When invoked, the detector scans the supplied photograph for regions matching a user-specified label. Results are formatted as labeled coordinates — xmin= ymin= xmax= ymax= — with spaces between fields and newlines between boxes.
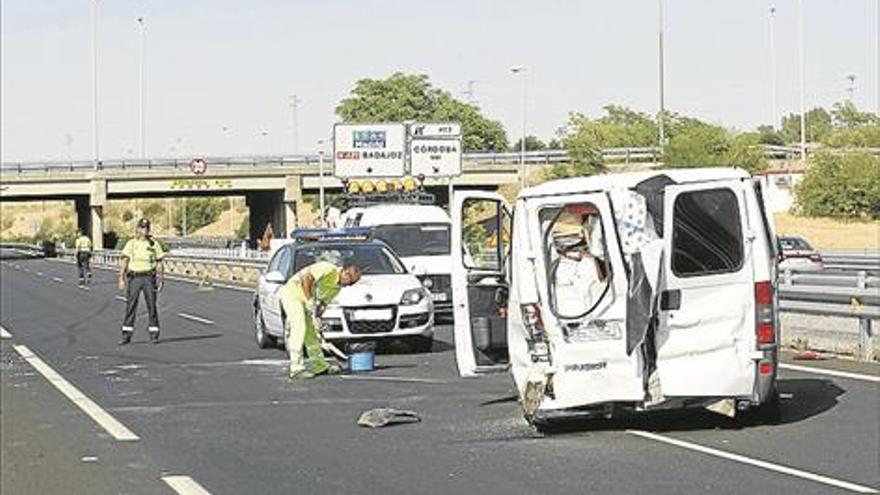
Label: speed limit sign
xmin=189 ymin=158 xmax=207 ymax=175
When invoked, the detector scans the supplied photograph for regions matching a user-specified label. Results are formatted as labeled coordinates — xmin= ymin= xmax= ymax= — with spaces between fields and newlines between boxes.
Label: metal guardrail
xmin=0 ymin=145 xmax=837 ymax=174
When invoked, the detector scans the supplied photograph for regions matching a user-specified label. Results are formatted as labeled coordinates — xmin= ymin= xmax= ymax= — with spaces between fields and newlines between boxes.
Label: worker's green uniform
xmin=120 ymin=237 xmax=166 ymax=339
xmin=280 ymin=261 xmax=342 ymax=377
xmin=74 ymin=234 xmax=93 ymax=285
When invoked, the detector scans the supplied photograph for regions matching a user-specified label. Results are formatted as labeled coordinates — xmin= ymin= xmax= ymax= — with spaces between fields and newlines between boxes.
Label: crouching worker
xmin=280 ymin=261 xmax=361 ymax=379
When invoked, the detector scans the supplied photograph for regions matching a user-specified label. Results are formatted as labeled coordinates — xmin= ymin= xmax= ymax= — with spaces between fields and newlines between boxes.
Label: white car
xmin=252 ymin=229 xmax=435 ymax=352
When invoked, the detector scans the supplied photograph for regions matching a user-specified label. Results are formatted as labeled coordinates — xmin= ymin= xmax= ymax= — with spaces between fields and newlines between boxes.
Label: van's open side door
xmin=451 ymin=191 xmax=511 ymax=377
xmin=656 ymin=181 xmax=757 ymax=397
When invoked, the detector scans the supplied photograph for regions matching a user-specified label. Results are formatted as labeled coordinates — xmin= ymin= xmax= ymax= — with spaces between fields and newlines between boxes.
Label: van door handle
xmin=660 ymin=289 xmax=681 ymax=310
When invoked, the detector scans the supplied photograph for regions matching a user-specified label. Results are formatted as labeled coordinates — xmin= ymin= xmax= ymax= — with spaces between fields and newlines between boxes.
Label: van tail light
xmin=755 ymin=281 xmax=775 ymax=345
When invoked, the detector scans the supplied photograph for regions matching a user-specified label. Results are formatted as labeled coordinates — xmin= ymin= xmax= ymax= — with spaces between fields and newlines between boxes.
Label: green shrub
xmin=794 ymin=152 xmax=880 ymax=219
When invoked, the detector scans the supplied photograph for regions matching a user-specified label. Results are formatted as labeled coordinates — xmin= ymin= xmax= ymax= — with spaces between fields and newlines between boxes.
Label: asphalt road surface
xmin=1 ymin=254 xmax=878 ymax=495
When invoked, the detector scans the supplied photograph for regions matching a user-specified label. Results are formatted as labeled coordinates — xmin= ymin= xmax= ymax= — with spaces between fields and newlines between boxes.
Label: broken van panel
xmin=451 ymin=168 xmax=780 ymax=426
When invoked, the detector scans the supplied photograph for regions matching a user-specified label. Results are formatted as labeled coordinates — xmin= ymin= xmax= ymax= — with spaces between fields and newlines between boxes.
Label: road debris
xmin=357 ymin=408 xmax=421 ymax=428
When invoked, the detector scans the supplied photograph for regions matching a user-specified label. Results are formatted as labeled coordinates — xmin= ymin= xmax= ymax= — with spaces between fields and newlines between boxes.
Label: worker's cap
xmin=137 ymin=218 xmax=151 ymax=229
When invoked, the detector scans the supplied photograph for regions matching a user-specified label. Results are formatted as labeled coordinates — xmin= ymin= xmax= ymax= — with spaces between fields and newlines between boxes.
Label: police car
xmin=252 ymin=228 xmax=435 ymax=352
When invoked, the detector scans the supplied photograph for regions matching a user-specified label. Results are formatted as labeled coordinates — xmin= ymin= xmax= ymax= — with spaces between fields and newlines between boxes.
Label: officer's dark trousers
xmin=122 ymin=272 xmax=159 ymax=334
xmin=76 ymin=252 xmax=91 ymax=282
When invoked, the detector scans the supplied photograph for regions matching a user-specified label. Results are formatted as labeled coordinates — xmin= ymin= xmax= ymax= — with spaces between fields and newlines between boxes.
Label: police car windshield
xmin=371 ymin=223 xmax=451 ymax=257
xmin=293 ymin=243 xmax=406 ymax=275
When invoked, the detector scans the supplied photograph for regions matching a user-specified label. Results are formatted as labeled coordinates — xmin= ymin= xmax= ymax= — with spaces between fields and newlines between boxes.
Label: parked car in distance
xmin=252 ymin=228 xmax=435 ymax=353
xmin=778 ymin=235 xmax=824 ymax=272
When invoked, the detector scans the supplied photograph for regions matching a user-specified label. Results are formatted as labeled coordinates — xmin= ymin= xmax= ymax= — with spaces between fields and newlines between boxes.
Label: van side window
xmin=672 ymin=188 xmax=743 ymax=277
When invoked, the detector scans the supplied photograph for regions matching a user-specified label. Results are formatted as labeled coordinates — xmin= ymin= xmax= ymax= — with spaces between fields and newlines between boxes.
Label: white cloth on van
xmin=610 ymin=190 xmax=658 ymax=255
xmin=553 ymin=256 xmax=605 ymax=317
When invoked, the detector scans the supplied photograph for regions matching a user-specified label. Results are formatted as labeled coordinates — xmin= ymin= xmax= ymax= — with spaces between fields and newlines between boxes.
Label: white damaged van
xmin=451 ymin=168 xmax=780 ymax=427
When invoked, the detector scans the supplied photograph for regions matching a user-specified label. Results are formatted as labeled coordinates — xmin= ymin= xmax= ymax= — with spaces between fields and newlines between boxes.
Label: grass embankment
xmin=774 ymin=213 xmax=879 ymax=251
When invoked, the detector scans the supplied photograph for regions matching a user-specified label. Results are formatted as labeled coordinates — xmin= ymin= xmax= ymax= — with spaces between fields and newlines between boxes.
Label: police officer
xmin=74 ymin=229 xmax=93 ymax=286
xmin=118 ymin=218 xmax=165 ymax=345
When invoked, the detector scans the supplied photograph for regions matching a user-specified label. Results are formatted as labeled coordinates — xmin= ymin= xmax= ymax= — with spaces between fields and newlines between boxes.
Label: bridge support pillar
xmin=284 ymin=176 xmax=304 ymax=231
xmin=90 ymin=180 xmax=106 ymax=250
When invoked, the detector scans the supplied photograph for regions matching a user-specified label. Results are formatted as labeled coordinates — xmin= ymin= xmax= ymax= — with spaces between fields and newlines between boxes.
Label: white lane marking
xmin=161 ymin=475 xmax=212 ymax=495
xmin=11 ymin=344 xmax=139 ymax=442
xmin=23 ymin=267 xmax=30 ymax=272
xmin=338 ymin=375 xmax=448 ymax=384
xmin=0 ymin=325 xmax=12 ymax=339
xmin=177 ymin=313 xmax=214 ymax=325
xmin=780 ymin=363 xmax=880 ymax=384
xmin=52 ymin=277 xmax=64 ymax=283
xmin=115 ymin=296 xmax=127 ymax=302
xmin=628 ymin=430 xmax=878 ymax=494
xmin=36 ymin=271 xmax=43 ymax=276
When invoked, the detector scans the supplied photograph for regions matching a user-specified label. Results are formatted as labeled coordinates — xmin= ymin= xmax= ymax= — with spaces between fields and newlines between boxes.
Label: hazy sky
xmin=2 ymin=0 xmax=878 ymax=162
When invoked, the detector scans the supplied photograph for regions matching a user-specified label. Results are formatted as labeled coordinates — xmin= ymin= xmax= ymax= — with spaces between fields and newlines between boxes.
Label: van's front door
xmin=656 ymin=181 xmax=756 ymax=397
xmin=451 ymin=191 xmax=511 ymax=377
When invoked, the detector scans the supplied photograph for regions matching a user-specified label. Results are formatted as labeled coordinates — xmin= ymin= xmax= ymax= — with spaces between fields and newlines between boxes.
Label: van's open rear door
xmin=656 ymin=181 xmax=757 ymax=397
xmin=451 ymin=191 xmax=511 ymax=377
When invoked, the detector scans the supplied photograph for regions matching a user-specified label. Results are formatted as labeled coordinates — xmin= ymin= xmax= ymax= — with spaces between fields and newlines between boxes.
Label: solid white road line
xmin=0 ymin=325 xmax=11 ymax=339
xmin=115 ymin=296 xmax=127 ymax=302
xmin=11 ymin=344 xmax=139 ymax=442
xmin=161 ymin=475 xmax=212 ymax=495
xmin=780 ymin=363 xmax=880 ymax=384
xmin=177 ymin=313 xmax=214 ymax=325
xmin=52 ymin=276 xmax=64 ymax=283
xmin=338 ymin=375 xmax=448 ymax=384
xmin=628 ymin=430 xmax=878 ymax=494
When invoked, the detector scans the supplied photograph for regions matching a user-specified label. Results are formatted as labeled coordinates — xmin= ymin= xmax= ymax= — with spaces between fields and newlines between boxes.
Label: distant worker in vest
xmin=74 ymin=229 xmax=93 ymax=287
xmin=279 ymin=261 xmax=361 ymax=379
xmin=118 ymin=218 xmax=165 ymax=345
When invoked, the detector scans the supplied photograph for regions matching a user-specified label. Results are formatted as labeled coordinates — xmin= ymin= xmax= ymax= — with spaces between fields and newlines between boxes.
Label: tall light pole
xmin=798 ymin=0 xmax=807 ymax=162
xmin=658 ymin=0 xmax=666 ymax=148
xmin=137 ymin=16 xmax=146 ymax=158
xmin=289 ymin=95 xmax=301 ymax=154
xmin=769 ymin=6 xmax=778 ymax=129
xmin=91 ymin=0 xmax=100 ymax=170
xmin=318 ymin=138 xmax=326 ymax=227
xmin=510 ymin=66 xmax=527 ymax=188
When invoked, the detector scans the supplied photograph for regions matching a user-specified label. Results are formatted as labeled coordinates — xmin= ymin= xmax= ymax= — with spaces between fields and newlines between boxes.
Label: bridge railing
xmin=5 ymin=145 xmax=849 ymax=174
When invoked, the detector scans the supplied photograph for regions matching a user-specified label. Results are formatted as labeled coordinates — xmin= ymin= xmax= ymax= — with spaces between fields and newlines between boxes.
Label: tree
xmin=335 ymin=73 xmax=508 ymax=152
xmin=755 ymin=125 xmax=785 ymax=146
xmin=794 ymin=152 xmax=880 ymax=219
xmin=663 ymin=121 xmax=767 ymax=173
xmin=831 ymin=100 xmax=879 ymax=128
xmin=173 ymin=198 xmax=225 ymax=234
xmin=509 ymin=135 xmax=546 ymax=152
xmin=780 ymin=107 xmax=833 ymax=144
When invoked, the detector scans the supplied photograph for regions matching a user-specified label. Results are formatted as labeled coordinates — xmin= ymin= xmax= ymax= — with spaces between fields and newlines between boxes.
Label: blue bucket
xmin=348 ymin=342 xmax=376 ymax=373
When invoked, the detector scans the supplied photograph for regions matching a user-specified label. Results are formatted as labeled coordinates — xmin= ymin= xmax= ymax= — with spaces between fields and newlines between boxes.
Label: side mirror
xmin=494 ymin=287 xmax=509 ymax=306
xmin=264 ymin=270 xmax=287 ymax=284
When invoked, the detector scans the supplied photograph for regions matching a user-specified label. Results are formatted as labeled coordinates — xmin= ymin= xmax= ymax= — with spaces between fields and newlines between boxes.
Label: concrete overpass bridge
xmin=0 ymin=156 xmax=524 ymax=248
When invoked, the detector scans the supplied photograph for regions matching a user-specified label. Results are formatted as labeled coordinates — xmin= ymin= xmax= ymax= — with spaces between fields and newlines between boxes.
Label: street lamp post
xmin=769 ymin=6 xmax=778 ymax=130
xmin=137 ymin=16 xmax=146 ymax=158
xmin=318 ymin=139 xmax=326 ymax=227
xmin=658 ymin=0 xmax=666 ymax=148
xmin=798 ymin=0 xmax=807 ymax=162
xmin=289 ymin=95 xmax=301 ymax=155
xmin=91 ymin=0 xmax=100 ymax=170
xmin=510 ymin=66 xmax=527 ymax=188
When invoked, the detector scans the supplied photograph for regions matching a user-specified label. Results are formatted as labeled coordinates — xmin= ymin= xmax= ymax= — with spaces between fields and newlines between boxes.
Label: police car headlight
xmin=400 ymin=288 xmax=426 ymax=305
xmin=421 ymin=277 xmax=433 ymax=289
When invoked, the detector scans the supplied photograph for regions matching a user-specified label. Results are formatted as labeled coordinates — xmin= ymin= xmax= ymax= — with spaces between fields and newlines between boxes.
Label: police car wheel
xmin=253 ymin=303 xmax=273 ymax=349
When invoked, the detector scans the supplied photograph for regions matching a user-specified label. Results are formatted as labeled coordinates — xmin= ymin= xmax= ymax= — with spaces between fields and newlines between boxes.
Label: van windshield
xmin=372 ymin=223 xmax=451 ymax=257
xmin=293 ymin=244 xmax=405 ymax=275
xmin=541 ymin=203 xmax=611 ymax=319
